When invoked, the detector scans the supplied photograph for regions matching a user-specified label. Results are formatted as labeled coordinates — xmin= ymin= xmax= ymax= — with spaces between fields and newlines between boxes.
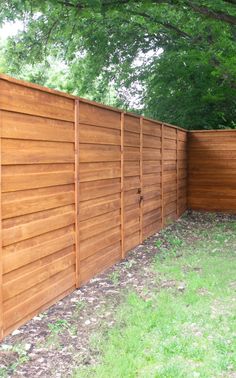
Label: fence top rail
xmin=0 ymin=73 xmax=188 ymax=132
xmin=189 ymin=129 xmax=236 ymax=133
xmin=0 ymin=72 xmax=76 ymax=100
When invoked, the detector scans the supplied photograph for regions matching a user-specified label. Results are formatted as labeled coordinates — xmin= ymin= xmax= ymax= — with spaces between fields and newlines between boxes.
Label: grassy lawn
xmin=75 ymin=214 xmax=236 ymax=378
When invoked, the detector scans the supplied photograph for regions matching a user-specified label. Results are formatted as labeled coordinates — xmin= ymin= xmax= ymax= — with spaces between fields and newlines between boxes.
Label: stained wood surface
xmin=0 ymin=78 xmax=76 ymax=338
xmin=78 ymin=102 xmax=122 ymax=283
xmin=0 ymin=74 xmax=189 ymax=340
xmin=142 ymin=120 xmax=162 ymax=238
xmin=0 ymin=111 xmax=3 ymax=340
xmin=75 ymin=100 xmax=80 ymax=288
xmin=188 ymin=131 xmax=236 ymax=212
xmin=121 ymin=113 xmax=125 ymax=259
xmin=123 ymin=115 xmax=141 ymax=253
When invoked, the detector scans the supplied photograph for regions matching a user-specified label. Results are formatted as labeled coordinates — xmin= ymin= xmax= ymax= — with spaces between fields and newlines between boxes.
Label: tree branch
xmin=57 ymin=0 xmax=236 ymax=27
xmin=222 ymin=0 xmax=236 ymax=5
xmin=130 ymin=10 xmax=192 ymax=39
xmin=188 ymin=1 xmax=236 ymax=26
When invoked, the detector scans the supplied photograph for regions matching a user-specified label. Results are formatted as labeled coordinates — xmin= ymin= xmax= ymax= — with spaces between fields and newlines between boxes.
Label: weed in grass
xmin=123 ymin=259 xmax=136 ymax=269
xmin=73 ymin=301 xmax=86 ymax=318
xmin=214 ymin=233 xmax=227 ymax=244
xmin=196 ymin=229 xmax=209 ymax=239
xmin=89 ymin=332 xmax=105 ymax=354
xmin=155 ymin=235 xmax=183 ymax=260
xmin=48 ymin=319 xmax=69 ymax=334
xmin=108 ymin=271 xmax=120 ymax=286
xmin=0 ymin=368 xmax=7 ymax=378
xmin=46 ymin=319 xmax=69 ymax=347
xmin=230 ymin=222 xmax=236 ymax=230
xmin=207 ymin=212 xmax=217 ymax=222
xmin=166 ymin=236 xmax=183 ymax=248
xmin=68 ymin=323 xmax=78 ymax=337
xmin=9 ymin=344 xmax=29 ymax=371
xmin=155 ymin=239 xmax=163 ymax=249
xmin=0 ymin=343 xmax=30 ymax=377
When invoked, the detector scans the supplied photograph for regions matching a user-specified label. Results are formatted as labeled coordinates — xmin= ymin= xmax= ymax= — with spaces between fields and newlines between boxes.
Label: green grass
xmin=74 ymin=219 xmax=236 ymax=378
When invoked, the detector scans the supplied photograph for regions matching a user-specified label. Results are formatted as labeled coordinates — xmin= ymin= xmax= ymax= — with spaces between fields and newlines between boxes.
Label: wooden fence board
xmin=79 ymin=123 xmax=121 ymax=145
xmin=79 ymin=102 xmax=121 ymax=129
xmin=80 ymin=242 xmax=120 ymax=285
xmin=2 ymin=164 xmax=74 ymax=192
xmin=2 ymin=205 xmax=75 ymax=246
xmin=79 ymin=193 xmax=121 ymax=221
xmin=2 ymin=185 xmax=74 ymax=219
xmin=1 ymin=111 xmax=74 ymax=142
xmin=80 ymin=209 xmax=120 ymax=241
xmin=80 ymin=178 xmax=121 ymax=201
xmin=0 ymin=79 xmax=74 ymax=122
xmin=3 ymin=226 xmax=75 ymax=274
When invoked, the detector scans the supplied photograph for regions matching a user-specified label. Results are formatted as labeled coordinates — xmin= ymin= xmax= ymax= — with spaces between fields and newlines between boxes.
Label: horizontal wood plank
xmin=1 ymin=111 xmax=74 ymax=142
xmin=2 ymin=139 xmax=74 ymax=165
xmin=79 ymin=123 xmax=120 ymax=145
xmin=79 ymin=102 xmax=120 ymax=129
xmin=0 ymin=80 xmax=74 ymax=122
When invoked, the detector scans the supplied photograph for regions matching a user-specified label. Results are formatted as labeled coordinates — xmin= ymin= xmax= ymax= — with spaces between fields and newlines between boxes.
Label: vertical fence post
xmin=161 ymin=123 xmax=164 ymax=228
xmin=176 ymin=129 xmax=179 ymax=218
xmin=139 ymin=117 xmax=143 ymax=243
xmin=75 ymin=100 xmax=80 ymax=288
xmin=0 ymin=111 xmax=3 ymax=340
xmin=121 ymin=112 xmax=125 ymax=259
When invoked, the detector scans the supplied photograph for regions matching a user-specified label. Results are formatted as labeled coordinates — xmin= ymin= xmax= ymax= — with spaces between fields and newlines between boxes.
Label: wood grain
xmin=140 ymin=117 xmax=143 ymax=243
xmin=188 ymin=131 xmax=236 ymax=212
xmin=0 ymin=74 xmax=190 ymax=340
xmin=161 ymin=124 xmax=164 ymax=227
xmin=75 ymin=99 xmax=80 ymax=288
xmin=121 ymin=113 xmax=125 ymax=259
xmin=0 ymin=80 xmax=74 ymax=122
xmin=123 ymin=114 xmax=141 ymax=254
xmin=0 ymin=111 xmax=3 ymax=339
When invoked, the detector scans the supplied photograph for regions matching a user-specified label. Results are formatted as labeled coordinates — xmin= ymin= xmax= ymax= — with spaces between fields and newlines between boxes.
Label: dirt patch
xmin=0 ymin=350 xmax=19 ymax=368
xmin=0 ymin=210 xmax=236 ymax=377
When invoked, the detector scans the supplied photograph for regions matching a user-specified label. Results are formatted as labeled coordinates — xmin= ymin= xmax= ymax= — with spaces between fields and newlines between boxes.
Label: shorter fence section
xmin=188 ymin=130 xmax=236 ymax=212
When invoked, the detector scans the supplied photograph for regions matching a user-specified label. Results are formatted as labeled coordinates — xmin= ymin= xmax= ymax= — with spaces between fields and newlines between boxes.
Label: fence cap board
xmin=143 ymin=116 xmax=187 ymax=132
xmin=189 ymin=129 xmax=236 ymax=133
xmin=0 ymin=73 xmax=76 ymax=100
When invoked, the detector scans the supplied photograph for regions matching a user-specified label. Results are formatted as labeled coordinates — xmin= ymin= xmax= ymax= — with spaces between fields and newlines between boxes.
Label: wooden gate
xmin=123 ymin=116 xmax=163 ymax=255
xmin=123 ymin=114 xmax=141 ymax=255
xmin=142 ymin=119 xmax=162 ymax=239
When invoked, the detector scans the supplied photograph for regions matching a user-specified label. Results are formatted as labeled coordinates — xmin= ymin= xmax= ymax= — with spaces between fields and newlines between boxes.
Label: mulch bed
xmin=1 ymin=210 xmax=235 ymax=377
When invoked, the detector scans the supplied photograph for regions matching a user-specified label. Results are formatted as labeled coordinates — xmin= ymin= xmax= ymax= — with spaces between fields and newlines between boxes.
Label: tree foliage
xmin=0 ymin=0 xmax=236 ymax=129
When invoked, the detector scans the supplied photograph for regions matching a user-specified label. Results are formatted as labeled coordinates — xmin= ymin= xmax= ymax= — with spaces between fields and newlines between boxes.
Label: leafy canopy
xmin=0 ymin=0 xmax=236 ymax=129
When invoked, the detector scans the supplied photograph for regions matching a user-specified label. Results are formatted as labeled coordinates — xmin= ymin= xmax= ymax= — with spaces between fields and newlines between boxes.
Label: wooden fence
xmin=1 ymin=74 xmax=235 ymax=340
xmin=188 ymin=130 xmax=236 ymax=212
xmin=78 ymin=106 xmax=187 ymax=285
